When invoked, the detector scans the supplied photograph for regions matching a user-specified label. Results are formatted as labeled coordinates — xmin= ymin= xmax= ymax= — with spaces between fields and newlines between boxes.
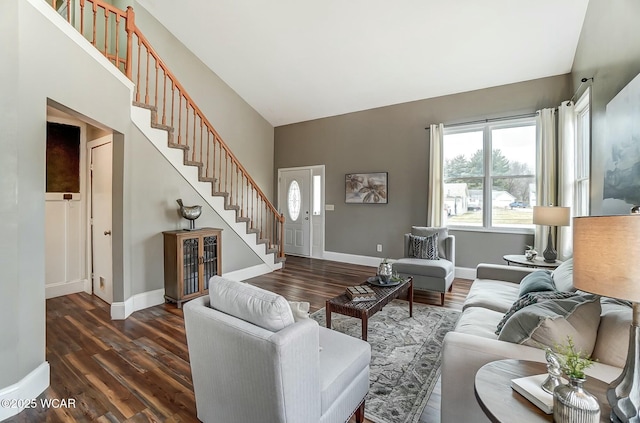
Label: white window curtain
xmin=427 ymin=123 xmax=444 ymax=227
xmin=557 ymin=101 xmax=576 ymax=260
xmin=534 ymin=109 xmax=558 ymax=254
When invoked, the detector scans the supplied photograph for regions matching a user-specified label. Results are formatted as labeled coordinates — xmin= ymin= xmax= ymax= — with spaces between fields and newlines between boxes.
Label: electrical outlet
xmin=376 ymin=244 xmax=383 ymax=252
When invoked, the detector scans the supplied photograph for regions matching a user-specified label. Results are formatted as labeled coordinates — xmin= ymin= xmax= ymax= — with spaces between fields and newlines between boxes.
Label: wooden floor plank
xmin=8 ymin=255 xmax=470 ymax=423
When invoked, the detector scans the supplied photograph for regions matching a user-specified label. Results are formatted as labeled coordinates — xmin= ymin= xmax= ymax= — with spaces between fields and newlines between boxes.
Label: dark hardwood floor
xmin=9 ymin=256 xmax=471 ymax=423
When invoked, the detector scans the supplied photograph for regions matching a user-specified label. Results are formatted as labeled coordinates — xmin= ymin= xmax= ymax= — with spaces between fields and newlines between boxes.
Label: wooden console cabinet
xmin=163 ymin=228 xmax=222 ymax=308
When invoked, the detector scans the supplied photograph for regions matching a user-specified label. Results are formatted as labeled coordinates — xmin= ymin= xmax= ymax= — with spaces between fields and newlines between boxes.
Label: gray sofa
xmin=440 ymin=261 xmax=631 ymax=422
xmin=184 ymin=276 xmax=371 ymax=423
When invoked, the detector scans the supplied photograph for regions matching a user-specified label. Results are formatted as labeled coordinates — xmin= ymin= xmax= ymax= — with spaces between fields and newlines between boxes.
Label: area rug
xmin=311 ymin=300 xmax=460 ymax=423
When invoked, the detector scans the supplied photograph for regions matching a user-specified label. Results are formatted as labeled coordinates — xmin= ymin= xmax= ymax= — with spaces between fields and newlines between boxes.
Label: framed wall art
xmin=345 ymin=172 xmax=388 ymax=204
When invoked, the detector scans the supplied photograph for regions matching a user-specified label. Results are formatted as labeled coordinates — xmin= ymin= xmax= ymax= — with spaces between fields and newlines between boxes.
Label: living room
xmin=2 ymin=0 xmax=640 ymax=422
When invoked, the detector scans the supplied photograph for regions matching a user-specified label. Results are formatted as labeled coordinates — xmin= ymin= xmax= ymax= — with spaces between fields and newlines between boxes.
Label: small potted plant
xmin=552 ymin=337 xmax=599 ymax=422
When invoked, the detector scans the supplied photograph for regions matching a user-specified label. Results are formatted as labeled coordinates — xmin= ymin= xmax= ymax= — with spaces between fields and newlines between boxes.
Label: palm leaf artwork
xmin=346 ymin=173 xmax=388 ymax=203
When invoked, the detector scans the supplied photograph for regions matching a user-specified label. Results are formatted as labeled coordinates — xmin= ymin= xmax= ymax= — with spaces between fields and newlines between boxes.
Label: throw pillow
xmin=288 ymin=301 xmax=310 ymax=322
xmin=498 ymin=294 xmax=601 ymax=356
xmin=209 ymin=276 xmax=295 ymax=332
xmin=495 ymin=291 xmax=577 ymax=335
xmin=408 ymin=233 xmax=439 ymax=260
xmin=411 ymin=226 xmax=448 ymax=259
xmin=552 ymin=258 xmax=575 ymax=292
xmin=518 ymin=270 xmax=556 ymax=298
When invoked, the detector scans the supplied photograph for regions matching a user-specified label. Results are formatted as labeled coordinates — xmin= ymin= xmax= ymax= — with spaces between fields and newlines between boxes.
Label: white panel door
xmin=91 ymin=140 xmax=113 ymax=304
xmin=279 ymin=169 xmax=311 ymax=256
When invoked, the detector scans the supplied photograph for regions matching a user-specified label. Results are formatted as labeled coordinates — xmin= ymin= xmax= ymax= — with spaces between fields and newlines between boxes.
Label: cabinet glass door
xmin=202 ymin=235 xmax=218 ymax=290
xmin=183 ymin=237 xmax=199 ymax=296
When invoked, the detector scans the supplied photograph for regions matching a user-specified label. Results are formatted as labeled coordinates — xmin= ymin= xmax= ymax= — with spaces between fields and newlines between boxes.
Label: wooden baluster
xmin=177 ymin=94 xmax=182 ymax=145
xmin=162 ymin=72 xmax=167 ymax=125
xmin=103 ymin=9 xmax=108 ymax=56
xmin=125 ymin=6 xmax=134 ymax=79
xmin=251 ymin=186 xmax=254 ymax=229
xmin=135 ymin=37 xmax=141 ymax=102
xmin=80 ymin=0 xmax=85 ymax=36
xmin=66 ymin=0 xmax=71 ymax=22
xmin=115 ymin=16 xmax=121 ymax=71
xmin=185 ymin=102 xmax=189 ymax=151
xmin=192 ymin=107 xmax=196 ymax=162
xmin=205 ymin=130 xmax=210 ymax=179
xmin=154 ymin=60 xmax=159 ymax=112
xmin=91 ymin=2 xmax=97 ymax=46
xmin=144 ymin=48 xmax=150 ymax=104
xmin=170 ymin=79 xmax=175 ymax=129
xmin=199 ymin=119 xmax=203 ymax=166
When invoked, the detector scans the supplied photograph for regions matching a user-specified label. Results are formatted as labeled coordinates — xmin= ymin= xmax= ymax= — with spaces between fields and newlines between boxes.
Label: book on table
xmin=511 ymin=373 xmax=558 ymax=414
xmin=346 ymin=285 xmax=376 ymax=302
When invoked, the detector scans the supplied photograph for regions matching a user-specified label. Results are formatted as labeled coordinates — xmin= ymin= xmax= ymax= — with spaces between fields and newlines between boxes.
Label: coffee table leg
xmin=408 ymin=279 xmax=413 ymax=317
xmin=326 ymin=300 xmax=332 ymax=330
xmin=361 ymin=311 xmax=368 ymax=341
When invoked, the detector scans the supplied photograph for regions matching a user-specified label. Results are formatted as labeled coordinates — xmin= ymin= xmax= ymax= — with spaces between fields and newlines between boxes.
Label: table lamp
xmin=533 ymin=206 xmax=570 ymax=262
xmin=573 ymin=214 xmax=640 ymax=422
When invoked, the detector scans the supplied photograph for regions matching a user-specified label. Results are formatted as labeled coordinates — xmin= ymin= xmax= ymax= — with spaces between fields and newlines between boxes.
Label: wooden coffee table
xmin=325 ymin=277 xmax=413 ymax=341
xmin=475 ymin=359 xmax=611 ymax=422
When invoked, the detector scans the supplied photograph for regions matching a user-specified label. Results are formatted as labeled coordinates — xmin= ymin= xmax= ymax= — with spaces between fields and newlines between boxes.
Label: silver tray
xmin=366 ymin=276 xmax=401 ymax=287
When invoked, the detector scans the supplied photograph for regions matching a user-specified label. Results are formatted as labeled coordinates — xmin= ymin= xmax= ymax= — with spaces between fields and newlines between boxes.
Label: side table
xmin=474 ymin=359 xmax=610 ymax=423
xmin=503 ymin=254 xmax=563 ymax=269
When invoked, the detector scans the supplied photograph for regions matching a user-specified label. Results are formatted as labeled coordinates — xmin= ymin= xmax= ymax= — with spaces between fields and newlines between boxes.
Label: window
xmin=312 ymin=175 xmax=322 ymax=215
xmin=574 ymin=88 xmax=590 ymax=216
xmin=443 ymin=118 xmax=537 ymax=229
xmin=287 ymin=180 xmax=301 ymax=221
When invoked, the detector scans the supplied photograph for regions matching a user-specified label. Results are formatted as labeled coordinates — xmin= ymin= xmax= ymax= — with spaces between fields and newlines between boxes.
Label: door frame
xmin=277 ymin=165 xmax=325 ymax=259
xmin=45 ymin=113 xmax=91 ymax=298
xmin=87 ymin=135 xmax=113 ymax=303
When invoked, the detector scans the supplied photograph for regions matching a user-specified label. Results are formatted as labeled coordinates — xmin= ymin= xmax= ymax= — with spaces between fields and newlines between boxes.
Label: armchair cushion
xmin=209 ymin=276 xmax=295 ymax=332
xmin=408 ymin=233 xmax=440 ymax=260
xmin=392 ymin=258 xmax=452 ymax=278
xmin=410 ymin=226 xmax=448 ymax=259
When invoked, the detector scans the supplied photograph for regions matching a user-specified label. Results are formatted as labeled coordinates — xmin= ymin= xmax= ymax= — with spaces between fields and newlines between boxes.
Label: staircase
xmin=48 ymin=0 xmax=285 ymax=267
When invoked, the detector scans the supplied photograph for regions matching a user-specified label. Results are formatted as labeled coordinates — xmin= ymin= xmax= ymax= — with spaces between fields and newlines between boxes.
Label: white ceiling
xmin=137 ymin=0 xmax=590 ymax=127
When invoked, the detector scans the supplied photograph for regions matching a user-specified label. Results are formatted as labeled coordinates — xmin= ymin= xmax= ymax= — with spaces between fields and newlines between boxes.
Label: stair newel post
xmin=124 ymin=6 xmax=135 ymax=80
xmin=279 ymin=213 xmax=285 ymax=258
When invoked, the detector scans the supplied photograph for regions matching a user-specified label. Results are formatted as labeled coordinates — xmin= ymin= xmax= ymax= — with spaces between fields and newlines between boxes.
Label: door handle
xmin=104 ymin=230 xmax=112 ymax=236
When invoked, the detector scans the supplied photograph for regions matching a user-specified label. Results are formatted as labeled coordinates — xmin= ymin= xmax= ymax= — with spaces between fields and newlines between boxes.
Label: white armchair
xmin=183 ymin=276 xmax=371 ymax=423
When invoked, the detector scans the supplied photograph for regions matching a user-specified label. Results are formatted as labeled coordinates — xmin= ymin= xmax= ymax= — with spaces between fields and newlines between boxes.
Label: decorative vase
xmin=377 ymin=262 xmax=392 ymax=284
xmin=553 ymin=377 xmax=600 ymax=423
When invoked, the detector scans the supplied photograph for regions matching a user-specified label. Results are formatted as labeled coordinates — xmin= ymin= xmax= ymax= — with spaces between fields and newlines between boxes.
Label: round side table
xmin=503 ymin=254 xmax=563 ymax=269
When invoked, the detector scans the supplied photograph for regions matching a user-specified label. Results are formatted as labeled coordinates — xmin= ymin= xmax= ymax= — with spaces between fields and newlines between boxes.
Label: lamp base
xmin=608 ymin=304 xmax=640 ymax=422
xmin=543 ymin=227 xmax=557 ymax=263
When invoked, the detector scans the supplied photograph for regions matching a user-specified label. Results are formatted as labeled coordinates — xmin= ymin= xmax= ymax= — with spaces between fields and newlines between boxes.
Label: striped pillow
xmin=409 ymin=233 xmax=440 ymax=260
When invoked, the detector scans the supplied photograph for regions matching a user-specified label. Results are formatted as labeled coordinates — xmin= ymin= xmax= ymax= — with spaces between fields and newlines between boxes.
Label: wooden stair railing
xmin=50 ymin=0 xmax=285 ymax=261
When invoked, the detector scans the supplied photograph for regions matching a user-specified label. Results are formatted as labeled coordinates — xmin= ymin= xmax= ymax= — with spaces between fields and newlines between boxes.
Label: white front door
xmin=90 ymin=139 xmax=113 ymax=304
xmin=279 ymin=169 xmax=311 ymax=256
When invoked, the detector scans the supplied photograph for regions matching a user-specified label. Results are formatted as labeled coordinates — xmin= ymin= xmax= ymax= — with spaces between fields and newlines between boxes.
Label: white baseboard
xmin=455 ymin=266 xmax=476 ymax=280
xmin=224 ymin=264 xmax=273 ymax=281
xmin=322 ymin=251 xmax=381 ymax=268
xmin=111 ymin=288 xmax=165 ymax=320
xmin=45 ymin=279 xmax=89 ymax=299
xmin=0 ymin=362 xmax=50 ymax=421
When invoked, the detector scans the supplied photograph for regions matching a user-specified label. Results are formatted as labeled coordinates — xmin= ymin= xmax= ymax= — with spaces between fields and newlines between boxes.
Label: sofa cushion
xmin=408 ymin=233 xmax=440 ymax=260
xmin=518 ymin=270 xmax=555 ymax=297
xmin=552 ymin=258 xmax=575 ymax=292
xmin=495 ymin=291 xmax=578 ymax=335
xmin=454 ymin=307 xmax=503 ymax=339
xmin=411 ymin=226 xmax=448 ymax=259
xmin=209 ymin=276 xmax=295 ymax=332
xmin=393 ymin=257 xmax=453 ymax=278
xmin=318 ymin=326 xmax=371 ymax=414
xmin=591 ymin=298 xmax=633 ymax=367
xmin=463 ymin=279 xmax=520 ymax=313
xmin=498 ymin=294 xmax=601 ymax=355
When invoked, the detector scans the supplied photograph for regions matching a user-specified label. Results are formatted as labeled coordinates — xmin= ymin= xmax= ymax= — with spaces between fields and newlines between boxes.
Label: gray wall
xmin=571 ymin=0 xmax=640 ymax=216
xmin=132 ymin=2 xmax=275 ymax=200
xmin=275 ymin=76 xmax=570 ymax=268
xmin=0 ymin=0 xmax=269 ymax=392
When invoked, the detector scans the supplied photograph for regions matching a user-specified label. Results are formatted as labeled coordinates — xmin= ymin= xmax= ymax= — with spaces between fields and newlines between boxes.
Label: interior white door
xmin=280 ymin=169 xmax=311 ymax=256
xmin=91 ymin=140 xmax=113 ymax=304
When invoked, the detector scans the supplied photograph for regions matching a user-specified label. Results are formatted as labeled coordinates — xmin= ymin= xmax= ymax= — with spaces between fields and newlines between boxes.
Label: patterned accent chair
xmin=392 ymin=226 xmax=455 ymax=305
xmin=183 ymin=276 xmax=371 ymax=423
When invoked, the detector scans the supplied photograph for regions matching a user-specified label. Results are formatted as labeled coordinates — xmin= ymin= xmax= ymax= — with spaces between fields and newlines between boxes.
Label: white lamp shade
xmin=573 ymin=215 xmax=640 ymax=302
xmin=533 ymin=206 xmax=571 ymax=226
